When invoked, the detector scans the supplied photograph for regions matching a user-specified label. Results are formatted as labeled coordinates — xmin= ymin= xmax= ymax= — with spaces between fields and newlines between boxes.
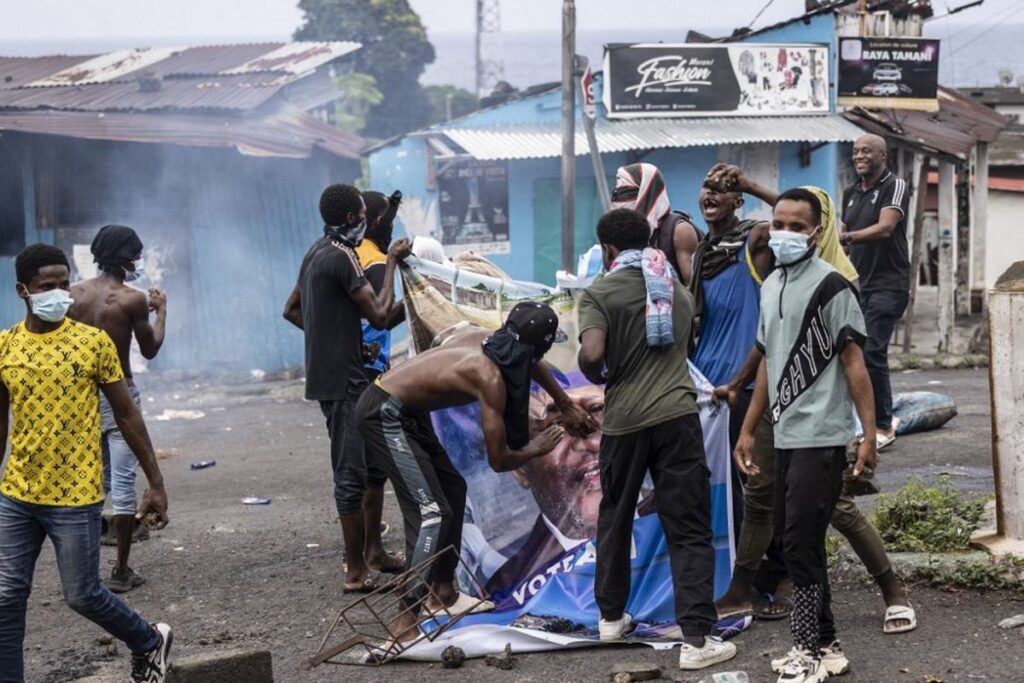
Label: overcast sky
xmin=0 ymin=0 xmax=1009 ymax=42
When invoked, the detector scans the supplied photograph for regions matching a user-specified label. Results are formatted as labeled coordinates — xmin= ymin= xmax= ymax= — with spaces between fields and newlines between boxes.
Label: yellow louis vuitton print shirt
xmin=0 ymin=319 xmax=123 ymax=506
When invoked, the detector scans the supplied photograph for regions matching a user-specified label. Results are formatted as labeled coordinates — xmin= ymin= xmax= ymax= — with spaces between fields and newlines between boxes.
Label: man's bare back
xmin=379 ymin=330 xmax=500 ymax=412
xmin=70 ymin=275 xmax=166 ymax=378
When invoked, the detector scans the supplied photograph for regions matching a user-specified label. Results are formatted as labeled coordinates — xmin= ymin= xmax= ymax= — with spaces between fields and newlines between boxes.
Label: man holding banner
xmin=356 ymin=302 xmax=597 ymax=643
xmin=577 ymin=208 xmax=737 ymax=671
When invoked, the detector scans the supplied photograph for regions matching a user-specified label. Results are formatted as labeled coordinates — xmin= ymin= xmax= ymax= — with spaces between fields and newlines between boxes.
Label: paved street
xmin=21 ymin=367 xmax=1020 ymax=682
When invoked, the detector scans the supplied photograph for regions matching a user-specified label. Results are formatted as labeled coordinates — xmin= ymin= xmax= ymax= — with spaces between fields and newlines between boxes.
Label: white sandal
xmin=426 ymin=592 xmax=495 ymax=617
xmin=883 ymin=604 xmax=917 ymax=634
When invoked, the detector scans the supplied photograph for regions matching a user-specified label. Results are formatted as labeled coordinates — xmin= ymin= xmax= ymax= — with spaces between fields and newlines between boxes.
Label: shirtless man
xmin=69 ymin=224 xmax=167 ymax=593
xmin=355 ymin=302 xmax=596 ymax=645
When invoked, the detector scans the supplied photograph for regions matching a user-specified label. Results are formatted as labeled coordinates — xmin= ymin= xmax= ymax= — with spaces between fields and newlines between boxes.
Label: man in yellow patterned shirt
xmin=0 ymin=244 xmax=172 ymax=683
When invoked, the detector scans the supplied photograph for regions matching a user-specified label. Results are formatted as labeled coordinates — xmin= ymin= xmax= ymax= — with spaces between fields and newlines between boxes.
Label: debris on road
xmin=154 ymin=409 xmax=206 ymax=421
xmin=485 ymin=643 xmax=515 ymax=670
xmin=96 ymin=635 xmax=113 ymax=646
xmin=190 ymin=460 xmax=217 ymax=470
xmin=242 ymin=497 xmax=272 ymax=505
xmin=998 ymin=614 xmax=1024 ymax=629
xmin=441 ymin=646 xmax=465 ymax=669
xmin=610 ymin=662 xmax=661 ymax=682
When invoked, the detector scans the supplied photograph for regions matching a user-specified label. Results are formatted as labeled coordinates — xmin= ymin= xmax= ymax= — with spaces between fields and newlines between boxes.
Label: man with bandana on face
xmin=355 ymin=303 xmax=597 ymax=646
xmin=283 ymin=184 xmax=411 ymax=594
xmin=611 ymin=163 xmax=702 ymax=286
xmin=69 ymin=224 xmax=167 ymax=594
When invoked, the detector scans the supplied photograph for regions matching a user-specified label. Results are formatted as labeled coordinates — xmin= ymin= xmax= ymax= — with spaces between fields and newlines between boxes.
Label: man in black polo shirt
xmin=283 ymin=184 xmax=410 ymax=593
xmin=840 ymin=134 xmax=911 ymax=450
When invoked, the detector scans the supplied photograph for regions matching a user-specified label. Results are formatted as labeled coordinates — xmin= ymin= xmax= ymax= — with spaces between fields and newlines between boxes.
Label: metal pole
xmin=561 ymin=0 xmax=577 ymax=272
xmin=576 ymin=56 xmax=610 ymax=212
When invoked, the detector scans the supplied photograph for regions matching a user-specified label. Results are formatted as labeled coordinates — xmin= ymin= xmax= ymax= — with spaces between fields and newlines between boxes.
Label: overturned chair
xmin=308 ymin=546 xmax=491 ymax=667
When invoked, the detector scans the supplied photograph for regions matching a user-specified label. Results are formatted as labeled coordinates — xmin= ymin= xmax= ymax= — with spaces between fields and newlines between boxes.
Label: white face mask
xmin=28 ymin=288 xmax=74 ymax=323
xmin=124 ymin=257 xmax=145 ymax=283
xmin=768 ymin=229 xmax=817 ymax=265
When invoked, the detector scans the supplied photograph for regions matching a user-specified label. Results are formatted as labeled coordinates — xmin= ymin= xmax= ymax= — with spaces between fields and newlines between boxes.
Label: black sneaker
xmin=131 ymin=623 xmax=172 ymax=683
xmin=107 ymin=566 xmax=146 ymax=594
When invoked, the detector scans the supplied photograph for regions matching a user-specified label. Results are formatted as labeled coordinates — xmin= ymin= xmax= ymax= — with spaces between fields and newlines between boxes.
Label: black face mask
xmin=481 ymin=327 xmax=537 ymax=451
xmin=324 ymin=218 xmax=367 ymax=247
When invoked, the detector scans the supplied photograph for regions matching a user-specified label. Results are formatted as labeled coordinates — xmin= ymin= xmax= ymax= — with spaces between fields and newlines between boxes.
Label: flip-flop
xmin=755 ymin=593 xmax=793 ymax=621
xmin=426 ymin=592 xmax=495 ymax=617
xmin=342 ymin=573 xmax=394 ymax=594
xmin=883 ymin=604 xmax=917 ymax=634
xmin=716 ymin=606 xmax=755 ymax=620
xmin=876 ymin=432 xmax=896 ymax=451
xmin=372 ymin=553 xmax=406 ymax=574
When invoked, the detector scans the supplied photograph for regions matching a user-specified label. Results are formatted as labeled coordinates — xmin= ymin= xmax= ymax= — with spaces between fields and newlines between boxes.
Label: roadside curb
xmin=889 ymin=353 xmax=989 ymax=371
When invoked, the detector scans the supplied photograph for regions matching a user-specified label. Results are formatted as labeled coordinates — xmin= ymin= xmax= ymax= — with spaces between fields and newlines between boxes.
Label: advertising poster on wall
xmin=437 ymin=159 xmax=510 ymax=256
xmin=602 ymin=43 xmax=830 ymax=119
xmin=837 ymin=37 xmax=940 ymax=111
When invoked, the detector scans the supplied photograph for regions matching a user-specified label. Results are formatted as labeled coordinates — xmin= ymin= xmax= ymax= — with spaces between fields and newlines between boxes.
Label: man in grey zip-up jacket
xmin=735 ymin=188 xmax=877 ymax=683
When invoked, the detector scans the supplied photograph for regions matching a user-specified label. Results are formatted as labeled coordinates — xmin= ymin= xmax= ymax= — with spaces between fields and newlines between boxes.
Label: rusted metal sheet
xmin=0 ymin=56 xmax=96 ymax=89
xmin=0 ymin=105 xmax=364 ymax=159
xmin=222 ymin=42 xmax=360 ymax=76
xmin=844 ymin=86 xmax=1010 ymax=161
xmin=0 ymin=73 xmax=289 ymax=113
xmin=26 ymin=48 xmax=182 ymax=87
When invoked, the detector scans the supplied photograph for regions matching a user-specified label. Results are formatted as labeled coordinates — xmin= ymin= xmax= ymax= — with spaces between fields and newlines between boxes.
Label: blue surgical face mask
xmin=28 ymin=288 xmax=74 ymax=323
xmin=769 ymin=230 xmax=814 ymax=265
xmin=124 ymin=257 xmax=145 ymax=283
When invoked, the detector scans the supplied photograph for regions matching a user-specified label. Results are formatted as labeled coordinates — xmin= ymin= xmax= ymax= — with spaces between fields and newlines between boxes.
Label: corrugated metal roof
xmin=26 ymin=48 xmax=182 ymax=87
xmin=0 ymin=42 xmax=358 ymax=114
xmin=0 ymin=73 xmax=289 ymax=112
xmin=843 ymin=86 xmax=1011 ymax=161
xmin=221 ymin=42 xmax=359 ymax=76
xmin=0 ymin=56 xmax=96 ymax=89
xmin=0 ymin=104 xmax=364 ymax=159
xmin=439 ymin=115 xmax=865 ymax=160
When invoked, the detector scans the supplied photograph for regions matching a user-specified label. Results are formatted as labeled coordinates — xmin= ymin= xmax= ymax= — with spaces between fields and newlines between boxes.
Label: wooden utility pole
xmin=561 ymin=0 xmax=576 ymax=272
xmin=903 ymin=155 xmax=929 ymax=353
xmin=956 ymin=166 xmax=972 ymax=315
xmin=972 ymin=141 xmax=990 ymax=297
xmin=937 ymin=161 xmax=957 ymax=352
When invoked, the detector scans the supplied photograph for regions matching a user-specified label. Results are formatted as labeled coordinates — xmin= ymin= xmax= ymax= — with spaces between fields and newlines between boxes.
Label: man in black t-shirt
xmin=840 ymin=134 xmax=911 ymax=450
xmin=283 ymin=183 xmax=410 ymax=593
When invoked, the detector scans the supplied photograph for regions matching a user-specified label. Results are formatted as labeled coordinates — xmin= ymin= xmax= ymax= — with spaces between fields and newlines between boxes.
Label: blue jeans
xmin=101 ymin=383 xmax=142 ymax=515
xmin=860 ymin=289 xmax=909 ymax=430
xmin=0 ymin=494 xmax=158 ymax=682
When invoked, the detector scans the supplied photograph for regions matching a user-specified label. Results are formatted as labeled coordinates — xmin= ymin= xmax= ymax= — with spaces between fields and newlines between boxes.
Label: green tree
xmin=295 ymin=0 xmax=436 ymax=138
xmin=423 ymin=85 xmax=479 ymax=126
xmin=332 ymin=71 xmax=383 ymax=132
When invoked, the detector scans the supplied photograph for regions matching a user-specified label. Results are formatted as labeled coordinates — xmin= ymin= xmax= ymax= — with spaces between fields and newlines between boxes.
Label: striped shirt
xmin=841 ymin=170 xmax=911 ymax=292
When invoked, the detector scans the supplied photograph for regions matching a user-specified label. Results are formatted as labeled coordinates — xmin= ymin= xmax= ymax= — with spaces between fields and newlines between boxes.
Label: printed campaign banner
xmin=602 ymin=43 xmax=829 ymax=119
xmin=397 ymin=257 xmax=738 ymax=659
xmin=837 ymin=37 xmax=940 ymax=112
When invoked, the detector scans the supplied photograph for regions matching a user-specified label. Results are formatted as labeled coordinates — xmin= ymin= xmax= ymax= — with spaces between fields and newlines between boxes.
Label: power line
xmin=745 ymin=0 xmax=777 ymax=29
xmin=953 ymin=2 xmax=1024 ymax=51
xmin=945 ymin=0 xmax=1022 ymax=41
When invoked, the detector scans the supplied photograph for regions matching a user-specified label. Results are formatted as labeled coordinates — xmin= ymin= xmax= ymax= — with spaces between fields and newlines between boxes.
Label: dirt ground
xmin=16 ymin=366 xmax=1023 ymax=682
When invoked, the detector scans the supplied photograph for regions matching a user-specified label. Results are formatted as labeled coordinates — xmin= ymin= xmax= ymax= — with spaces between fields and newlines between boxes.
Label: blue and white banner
xmin=398 ymin=257 xmax=738 ymax=659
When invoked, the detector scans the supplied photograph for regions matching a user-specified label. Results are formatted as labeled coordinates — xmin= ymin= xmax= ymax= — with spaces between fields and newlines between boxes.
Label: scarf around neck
xmin=609 ymin=247 xmax=676 ymax=348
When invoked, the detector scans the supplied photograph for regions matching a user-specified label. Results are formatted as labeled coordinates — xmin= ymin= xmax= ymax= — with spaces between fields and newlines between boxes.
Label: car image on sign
xmin=872 ymin=82 xmax=900 ymax=96
xmin=872 ymin=62 xmax=902 ymax=82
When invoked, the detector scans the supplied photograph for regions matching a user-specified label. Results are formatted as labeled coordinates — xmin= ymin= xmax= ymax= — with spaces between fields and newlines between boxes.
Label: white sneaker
xmin=678 ymin=636 xmax=738 ymax=670
xmin=131 ymin=623 xmax=172 ymax=683
xmin=773 ymin=640 xmax=849 ymax=676
xmin=598 ymin=612 xmax=634 ymax=641
xmin=775 ymin=647 xmax=828 ymax=683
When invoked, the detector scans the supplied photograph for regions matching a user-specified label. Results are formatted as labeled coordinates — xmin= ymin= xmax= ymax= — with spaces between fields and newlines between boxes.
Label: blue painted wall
xmin=0 ymin=135 xmax=357 ymax=373
xmin=369 ymin=10 xmax=853 ymax=286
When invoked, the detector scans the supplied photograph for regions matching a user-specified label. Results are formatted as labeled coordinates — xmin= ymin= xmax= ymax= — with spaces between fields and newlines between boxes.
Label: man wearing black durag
xmin=69 ymin=224 xmax=167 ymax=594
xmin=356 ymin=302 xmax=598 ymax=645
xmin=283 ymin=183 xmax=411 ymax=594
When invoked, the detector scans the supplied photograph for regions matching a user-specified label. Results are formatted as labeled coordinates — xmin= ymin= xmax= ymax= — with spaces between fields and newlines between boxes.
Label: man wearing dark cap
xmin=69 ymin=224 xmax=167 ymax=594
xmin=356 ymin=302 xmax=597 ymax=645
xmin=578 ymin=208 xmax=736 ymax=671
